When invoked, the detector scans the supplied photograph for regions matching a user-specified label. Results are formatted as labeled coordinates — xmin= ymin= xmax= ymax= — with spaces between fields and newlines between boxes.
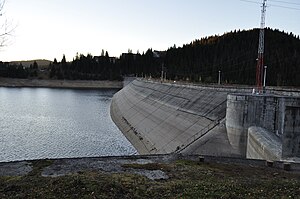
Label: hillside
xmin=3 ymin=29 xmax=300 ymax=86
xmin=118 ymin=28 xmax=300 ymax=86
xmin=10 ymin=59 xmax=52 ymax=68
xmin=163 ymin=28 xmax=300 ymax=86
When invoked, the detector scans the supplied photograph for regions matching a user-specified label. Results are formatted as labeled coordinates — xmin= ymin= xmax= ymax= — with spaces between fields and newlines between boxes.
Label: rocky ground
xmin=0 ymin=154 xmax=300 ymax=198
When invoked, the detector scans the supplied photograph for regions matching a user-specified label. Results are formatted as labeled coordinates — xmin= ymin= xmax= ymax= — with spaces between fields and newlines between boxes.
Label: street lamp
xmin=263 ymin=65 xmax=267 ymax=93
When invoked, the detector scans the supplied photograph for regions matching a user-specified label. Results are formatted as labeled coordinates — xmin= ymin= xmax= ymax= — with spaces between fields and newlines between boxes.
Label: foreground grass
xmin=0 ymin=159 xmax=300 ymax=198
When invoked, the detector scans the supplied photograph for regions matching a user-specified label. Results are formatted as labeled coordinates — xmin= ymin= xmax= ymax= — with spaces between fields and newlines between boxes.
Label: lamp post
xmin=218 ymin=71 xmax=221 ymax=85
xmin=263 ymin=65 xmax=267 ymax=93
xmin=161 ymin=64 xmax=164 ymax=82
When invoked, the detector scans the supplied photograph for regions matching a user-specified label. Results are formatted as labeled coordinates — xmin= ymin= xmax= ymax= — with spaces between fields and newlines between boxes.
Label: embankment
xmin=110 ymin=79 xmax=251 ymax=156
xmin=0 ymin=78 xmax=123 ymax=89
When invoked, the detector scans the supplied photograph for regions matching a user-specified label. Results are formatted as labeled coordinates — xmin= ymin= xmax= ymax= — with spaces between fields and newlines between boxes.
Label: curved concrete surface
xmin=111 ymin=79 xmax=249 ymax=156
xmin=247 ymin=126 xmax=282 ymax=161
xmin=226 ymin=94 xmax=248 ymax=157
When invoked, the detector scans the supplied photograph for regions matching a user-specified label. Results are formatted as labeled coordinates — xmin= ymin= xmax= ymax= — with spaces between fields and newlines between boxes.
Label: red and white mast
xmin=256 ymin=0 xmax=267 ymax=93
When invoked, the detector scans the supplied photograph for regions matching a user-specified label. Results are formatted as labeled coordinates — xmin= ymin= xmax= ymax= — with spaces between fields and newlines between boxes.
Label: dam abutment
xmin=226 ymin=93 xmax=300 ymax=160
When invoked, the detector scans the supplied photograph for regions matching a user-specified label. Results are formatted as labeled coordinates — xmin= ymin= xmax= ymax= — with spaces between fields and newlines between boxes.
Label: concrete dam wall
xmin=110 ymin=79 xmax=249 ymax=156
xmin=111 ymin=79 xmax=300 ymax=161
xmin=226 ymin=93 xmax=300 ymax=160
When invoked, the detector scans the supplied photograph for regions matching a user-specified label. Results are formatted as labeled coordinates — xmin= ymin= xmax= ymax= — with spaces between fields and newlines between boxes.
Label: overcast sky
xmin=1 ymin=0 xmax=300 ymax=61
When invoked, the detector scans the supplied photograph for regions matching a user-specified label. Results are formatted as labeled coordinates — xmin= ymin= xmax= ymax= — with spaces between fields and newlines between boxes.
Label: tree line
xmin=163 ymin=28 xmax=300 ymax=86
xmin=49 ymin=52 xmax=122 ymax=81
xmin=47 ymin=49 xmax=162 ymax=81
xmin=1 ymin=28 xmax=300 ymax=86
xmin=0 ymin=61 xmax=38 ymax=78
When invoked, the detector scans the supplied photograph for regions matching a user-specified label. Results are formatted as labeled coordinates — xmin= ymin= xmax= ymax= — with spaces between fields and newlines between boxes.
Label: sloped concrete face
xmin=112 ymin=79 xmax=300 ymax=160
xmin=111 ymin=80 xmax=245 ymax=155
xmin=247 ymin=126 xmax=282 ymax=161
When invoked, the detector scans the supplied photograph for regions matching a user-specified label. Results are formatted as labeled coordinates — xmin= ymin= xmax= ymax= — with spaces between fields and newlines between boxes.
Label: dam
xmin=111 ymin=79 xmax=300 ymax=161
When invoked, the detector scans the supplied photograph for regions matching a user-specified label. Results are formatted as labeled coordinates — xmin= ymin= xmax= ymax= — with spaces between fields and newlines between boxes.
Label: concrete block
xmin=247 ymin=126 xmax=282 ymax=161
xmin=283 ymin=162 xmax=291 ymax=171
xmin=265 ymin=160 xmax=273 ymax=167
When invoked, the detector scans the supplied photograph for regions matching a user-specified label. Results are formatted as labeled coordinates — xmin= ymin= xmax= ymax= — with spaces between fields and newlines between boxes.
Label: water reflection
xmin=0 ymin=87 xmax=137 ymax=162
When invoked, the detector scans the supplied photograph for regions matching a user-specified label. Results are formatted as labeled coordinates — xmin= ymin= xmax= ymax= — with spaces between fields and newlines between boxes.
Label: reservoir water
xmin=0 ymin=87 xmax=137 ymax=162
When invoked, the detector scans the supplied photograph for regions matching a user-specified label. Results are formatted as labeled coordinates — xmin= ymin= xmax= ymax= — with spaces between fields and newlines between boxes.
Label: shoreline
xmin=0 ymin=78 xmax=123 ymax=89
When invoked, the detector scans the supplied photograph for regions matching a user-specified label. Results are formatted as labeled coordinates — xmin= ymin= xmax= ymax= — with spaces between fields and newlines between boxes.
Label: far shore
xmin=0 ymin=78 xmax=123 ymax=89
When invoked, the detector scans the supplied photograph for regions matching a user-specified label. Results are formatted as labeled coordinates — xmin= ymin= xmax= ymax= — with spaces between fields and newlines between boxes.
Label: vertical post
xmin=218 ymin=71 xmax=221 ymax=85
xmin=161 ymin=64 xmax=164 ymax=82
xmin=263 ymin=65 xmax=267 ymax=93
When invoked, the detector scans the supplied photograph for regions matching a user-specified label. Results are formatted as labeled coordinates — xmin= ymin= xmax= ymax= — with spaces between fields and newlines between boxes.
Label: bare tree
xmin=0 ymin=0 xmax=15 ymax=48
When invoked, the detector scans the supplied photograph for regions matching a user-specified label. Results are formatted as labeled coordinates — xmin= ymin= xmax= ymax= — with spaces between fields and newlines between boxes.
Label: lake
xmin=0 ymin=87 xmax=137 ymax=162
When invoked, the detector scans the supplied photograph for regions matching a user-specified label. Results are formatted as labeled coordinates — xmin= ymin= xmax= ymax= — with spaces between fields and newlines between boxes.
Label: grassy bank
xmin=0 ymin=78 xmax=123 ymax=89
xmin=0 ymin=157 xmax=299 ymax=198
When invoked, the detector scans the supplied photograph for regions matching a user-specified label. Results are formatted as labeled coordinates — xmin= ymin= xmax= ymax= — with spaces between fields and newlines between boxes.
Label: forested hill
xmin=1 ymin=28 xmax=299 ymax=86
xmin=163 ymin=28 xmax=300 ymax=86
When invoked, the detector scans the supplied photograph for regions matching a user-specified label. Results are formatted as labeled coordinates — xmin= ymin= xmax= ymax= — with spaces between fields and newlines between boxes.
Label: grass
xmin=122 ymin=162 xmax=173 ymax=172
xmin=0 ymin=159 xmax=300 ymax=198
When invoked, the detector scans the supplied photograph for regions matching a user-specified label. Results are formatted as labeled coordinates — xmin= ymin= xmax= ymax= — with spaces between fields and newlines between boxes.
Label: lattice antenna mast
xmin=256 ymin=0 xmax=267 ymax=92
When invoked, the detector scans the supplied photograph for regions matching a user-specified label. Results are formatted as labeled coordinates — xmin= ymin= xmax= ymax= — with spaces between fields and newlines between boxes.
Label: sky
xmin=0 ymin=0 xmax=300 ymax=62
